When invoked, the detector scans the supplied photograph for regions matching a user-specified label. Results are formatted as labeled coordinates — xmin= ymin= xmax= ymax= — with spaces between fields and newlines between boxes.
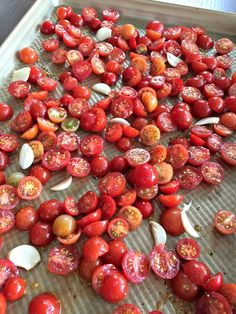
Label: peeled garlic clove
xmin=12 ymin=67 xmax=31 ymax=82
xmin=92 ymin=83 xmax=111 ymax=95
xmin=150 ymin=221 xmax=167 ymax=245
xmin=181 ymin=201 xmax=192 ymax=212
xmin=181 ymin=211 xmax=200 ymax=238
xmin=19 ymin=143 xmax=34 ymax=170
xmin=8 ymin=245 xmax=41 ymax=271
xmin=96 ymin=27 xmax=112 ymax=42
xmin=109 ymin=118 xmax=130 ymax=126
xmin=167 ymin=52 xmax=182 ymax=67
xmin=195 ymin=117 xmax=220 ymax=125
xmin=51 ymin=176 xmax=72 ymax=191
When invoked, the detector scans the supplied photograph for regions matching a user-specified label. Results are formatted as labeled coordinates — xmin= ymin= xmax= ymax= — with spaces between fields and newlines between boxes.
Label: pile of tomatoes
xmin=0 ymin=4 xmax=236 ymax=314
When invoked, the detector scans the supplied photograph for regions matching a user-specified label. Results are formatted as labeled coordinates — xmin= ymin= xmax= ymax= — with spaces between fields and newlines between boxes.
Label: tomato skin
xmin=29 ymin=222 xmax=54 ymax=247
xmin=82 ymin=236 xmax=109 ymax=262
xmin=133 ymin=164 xmax=159 ymax=188
xmin=133 ymin=199 xmax=154 ymax=219
xmin=77 ymin=191 xmax=98 ymax=214
xmin=183 ymin=261 xmax=211 ymax=285
xmin=38 ymin=199 xmax=63 ymax=223
xmin=15 ymin=206 xmax=38 ymax=231
xmin=219 ymin=283 xmax=236 ymax=310
xmin=0 ymin=103 xmax=13 ymax=121
xmin=82 ymin=220 xmax=108 ymax=237
xmin=100 ymin=271 xmax=128 ymax=303
xmin=122 ymin=251 xmax=149 ymax=283
xmin=103 ymin=240 xmax=128 ymax=267
xmin=214 ymin=210 xmax=236 ymax=235
xmin=113 ymin=304 xmax=142 ymax=314
xmin=171 ymin=108 xmax=192 ymax=130
xmin=202 ymin=272 xmax=224 ymax=292
xmin=40 ymin=19 xmax=55 ymax=34
xmin=99 ymin=172 xmax=126 ymax=198
xmin=29 ymin=293 xmax=61 ymax=314
xmin=79 ymin=258 xmax=102 ymax=281
xmin=171 ymin=270 xmax=200 ymax=301
xmin=118 ymin=206 xmax=142 ymax=231
xmin=196 ymin=292 xmax=232 ymax=314
xmin=19 ymin=47 xmax=38 ymax=64
xmin=176 ymin=238 xmax=201 ymax=261
xmin=29 ymin=165 xmax=51 ymax=184
xmin=160 ymin=207 xmax=185 ymax=236
xmin=159 ymin=194 xmax=183 ymax=208
xmin=107 ymin=218 xmax=129 ymax=240
xmin=159 ymin=180 xmax=180 ymax=195
xmin=3 ymin=277 xmax=26 ymax=302
xmin=90 ymin=156 xmax=109 ymax=178
xmin=77 ymin=209 xmax=102 ymax=229
xmin=62 ymin=196 xmax=78 ymax=216
xmin=0 ymin=294 xmax=6 ymax=314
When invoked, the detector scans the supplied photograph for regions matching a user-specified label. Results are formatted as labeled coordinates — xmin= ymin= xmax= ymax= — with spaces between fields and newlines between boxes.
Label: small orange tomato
xmin=19 ymin=47 xmax=39 ymax=64
xmin=117 ymin=206 xmax=142 ymax=231
xmin=154 ymin=162 xmax=173 ymax=184
xmin=150 ymin=144 xmax=167 ymax=164
xmin=141 ymin=92 xmax=158 ymax=112
xmin=37 ymin=117 xmax=58 ymax=132
xmin=138 ymin=87 xmax=156 ymax=99
xmin=28 ymin=140 xmax=44 ymax=163
xmin=150 ymin=58 xmax=166 ymax=76
xmin=140 ymin=124 xmax=160 ymax=146
xmin=57 ymin=228 xmax=81 ymax=245
xmin=131 ymin=57 xmax=148 ymax=73
xmin=28 ymin=90 xmax=48 ymax=100
xmin=120 ymin=24 xmax=136 ymax=40
xmin=47 ymin=107 xmax=67 ymax=124
xmin=21 ymin=124 xmax=39 ymax=140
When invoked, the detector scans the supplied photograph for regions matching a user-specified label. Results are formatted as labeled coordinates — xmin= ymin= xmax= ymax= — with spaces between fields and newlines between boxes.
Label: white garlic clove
xmin=51 ymin=176 xmax=72 ymax=191
xmin=12 ymin=67 xmax=31 ymax=82
xmin=92 ymin=83 xmax=111 ymax=95
xmin=96 ymin=27 xmax=112 ymax=42
xmin=181 ymin=211 xmax=200 ymax=238
xmin=19 ymin=143 xmax=34 ymax=170
xmin=195 ymin=117 xmax=220 ymax=125
xmin=109 ymin=118 xmax=130 ymax=126
xmin=150 ymin=221 xmax=167 ymax=245
xmin=8 ymin=245 xmax=41 ymax=271
xmin=167 ymin=52 xmax=182 ymax=67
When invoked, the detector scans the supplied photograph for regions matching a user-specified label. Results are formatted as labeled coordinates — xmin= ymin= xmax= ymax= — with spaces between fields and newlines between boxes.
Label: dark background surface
xmin=0 ymin=0 xmax=236 ymax=44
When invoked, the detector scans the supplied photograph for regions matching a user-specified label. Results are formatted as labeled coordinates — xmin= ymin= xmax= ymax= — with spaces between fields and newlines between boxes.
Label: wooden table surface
xmin=0 ymin=0 xmax=235 ymax=43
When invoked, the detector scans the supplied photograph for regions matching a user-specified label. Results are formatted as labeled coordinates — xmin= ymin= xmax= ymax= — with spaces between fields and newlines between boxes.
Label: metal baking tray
xmin=0 ymin=0 xmax=236 ymax=313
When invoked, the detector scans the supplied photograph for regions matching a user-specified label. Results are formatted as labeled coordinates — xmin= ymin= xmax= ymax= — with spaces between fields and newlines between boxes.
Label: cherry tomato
xmin=201 ymin=161 xmax=224 ymax=185
xmin=0 ymin=103 xmax=13 ymax=121
xmin=15 ymin=206 xmax=38 ymax=231
xmin=122 ymin=251 xmax=149 ymax=283
xmin=48 ymin=245 xmax=79 ymax=275
xmin=171 ymin=108 xmax=192 ymax=130
xmin=202 ymin=272 xmax=224 ymax=292
xmin=171 ymin=269 xmax=200 ymax=301
xmin=188 ymin=146 xmax=210 ymax=167
xmin=77 ymin=209 xmax=102 ymax=229
xmin=140 ymin=125 xmax=160 ymax=146
xmin=8 ymin=81 xmax=30 ymax=99
xmin=3 ymin=276 xmax=26 ymax=302
xmin=29 ymin=222 xmax=54 ymax=247
xmin=159 ymin=194 xmax=183 ymax=208
xmin=221 ymin=143 xmax=236 ymax=166
xmin=19 ymin=47 xmax=38 ymax=64
xmin=0 ymin=210 xmax=15 ymax=234
xmin=0 ymin=151 xmax=8 ymax=171
xmin=215 ymin=37 xmax=234 ymax=54
xmin=192 ymin=100 xmax=212 ymax=118
xmin=133 ymin=164 xmax=159 ymax=188
xmin=160 ymin=207 xmax=184 ymax=236
xmin=113 ymin=304 xmax=142 ymax=314
xmin=0 ymin=293 xmax=6 ymax=314
xmin=196 ymin=292 xmax=232 ymax=314
xmin=175 ymin=166 xmax=203 ymax=190
xmin=29 ymin=165 xmax=51 ymax=185
xmin=103 ymin=240 xmax=128 ymax=267
xmin=220 ymin=112 xmax=236 ymax=130
xmin=206 ymin=134 xmax=223 ymax=153
xmin=83 ymin=236 xmax=109 ymax=262
xmin=214 ymin=124 xmax=233 ymax=137
xmin=72 ymin=60 xmax=92 ymax=82
xmin=80 ymin=107 xmax=107 ymax=132
xmin=176 ymin=238 xmax=201 ymax=260
xmin=166 ymin=144 xmax=188 ymax=169
xmin=0 ymin=259 xmax=19 ymax=289
xmin=0 ymin=185 xmax=19 ymax=210
xmin=38 ymin=199 xmax=62 ymax=223
xmin=134 ymin=199 xmax=154 ymax=219
xmin=79 ymin=258 xmax=102 ymax=281
xmin=183 ymin=260 xmax=211 ymax=285
xmin=159 ymin=179 xmax=180 ymax=195
xmin=107 ymin=218 xmax=129 ymax=240
xmin=29 ymin=293 xmax=61 ymax=314
xmin=116 ymin=189 xmax=137 ymax=207
xmin=219 ymin=283 xmax=236 ymax=310
xmin=67 ymin=157 xmax=90 ymax=178
xmin=214 ymin=210 xmax=236 ymax=235
xmin=118 ymin=206 xmax=142 ymax=231
xmin=42 ymin=148 xmax=70 ymax=171
xmin=150 ymin=244 xmax=180 ymax=279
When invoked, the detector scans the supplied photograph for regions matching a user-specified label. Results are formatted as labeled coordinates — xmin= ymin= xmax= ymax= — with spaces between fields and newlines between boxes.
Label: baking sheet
xmin=0 ymin=1 xmax=236 ymax=313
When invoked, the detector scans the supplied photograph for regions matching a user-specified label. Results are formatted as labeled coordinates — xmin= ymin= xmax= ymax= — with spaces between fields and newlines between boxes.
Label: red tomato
xmin=159 ymin=194 xmax=184 ymax=208
xmin=183 ymin=261 xmax=211 ymax=285
xmin=29 ymin=165 xmax=51 ymax=185
xmin=188 ymin=146 xmax=210 ymax=166
xmin=67 ymin=157 xmax=90 ymax=178
xmin=79 ymin=258 xmax=102 ymax=281
xmin=215 ymin=38 xmax=234 ymax=54
xmin=98 ymin=195 xmax=116 ymax=220
xmin=83 ymin=220 xmax=108 ymax=237
xmin=191 ymin=125 xmax=213 ymax=139
xmin=98 ymin=172 xmax=126 ymax=197
xmin=90 ymin=156 xmax=109 ymax=178
xmin=201 ymin=161 xmax=224 ymax=185
xmin=0 ymin=103 xmax=13 ymax=121
xmin=19 ymin=47 xmax=38 ymax=64
xmin=171 ymin=108 xmax=192 ymax=130
xmin=125 ymin=148 xmax=150 ymax=167
xmin=48 ymin=245 xmax=79 ymax=275
xmin=0 ymin=293 xmax=6 ymax=314
xmin=0 ymin=259 xmax=19 ymax=289
xmin=192 ymin=100 xmax=212 ymax=119
xmin=100 ymin=270 xmax=128 ymax=303
xmin=166 ymin=144 xmax=188 ymax=169
xmin=117 ymin=206 xmax=142 ymax=231
xmin=52 ymin=48 xmax=67 ymax=64
xmin=105 ymin=124 xmax=123 ymax=143
xmin=175 ymin=166 xmax=203 ymax=190
xmin=80 ymin=135 xmax=104 ymax=157
xmin=202 ymin=272 xmax=224 ymax=292
xmin=196 ymin=292 xmax=232 ymax=314
xmin=80 ymin=107 xmax=107 ymax=132
xmin=150 ymin=244 xmax=180 ymax=279
xmin=219 ymin=283 xmax=236 ymax=310
xmin=82 ymin=236 xmax=109 ymax=262
xmin=206 ymin=134 xmax=223 ymax=153
xmin=214 ymin=124 xmax=233 ymax=137
xmin=42 ymin=148 xmax=71 ymax=171
xmin=113 ymin=304 xmax=142 ymax=314
xmin=3 ymin=276 xmax=26 ymax=302
xmin=122 ymin=251 xmax=149 ymax=283
xmin=57 ymin=132 xmax=79 ymax=152
xmin=171 ymin=270 xmax=200 ymax=301
xmin=77 ymin=191 xmax=98 ymax=214
xmin=0 ymin=210 xmax=15 ymax=234
xmin=29 ymin=293 xmax=61 ymax=314
xmin=156 ymin=112 xmax=177 ymax=132
xmin=38 ymin=199 xmax=62 ymax=223
xmin=132 ymin=164 xmax=158 ymax=188
xmin=72 ymin=60 xmax=92 ymax=82
xmin=29 ymin=222 xmax=54 ymax=247
xmin=40 ymin=19 xmax=55 ymax=35
xmin=214 ymin=210 xmax=236 ymax=235
xmin=15 ymin=206 xmax=38 ymax=231
xmin=159 ymin=180 xmax=180 ymax=195
xmin=0 ymin=185 xmax=19 ymax=210
xmin=160 ymin=207 xmax=185 ymax=236
xmin=134 ymin=199 xmax=154 ymax=219
xmin=0 ymin=151 xmax=8 ymax=171
xmin=110 ymin=97 xmax=134 ymax=119
xmin=42 ymin=38 xmax=59 ymax=52
xmin=176 ymin=238 xmax=201 ymax=260
xmin=77 ymin=209 xmax=102 ymax=228
xmin=8 ymin=80 xmax=30 ymax=99
xmin=103 ymin=240 xmax=128 ymax=267
xmin=107 ymin=218 xmax=129 ymax=240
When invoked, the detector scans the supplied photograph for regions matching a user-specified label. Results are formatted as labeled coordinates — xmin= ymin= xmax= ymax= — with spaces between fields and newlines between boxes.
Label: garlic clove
xmin=12 ymin=67 xmax=31 ymax=82
xmin=109 ymin=118 xmax=130 ymax=126
xmin=195 ymin=117 xmax=220 ymax=125
xmin=51 ymin=176 xmax=72 ymax=191
xmin=96 ymin=27 xmax=112 ymax=42
xmin=167 ymin=52 xmax=182 ymax=67
xmin=150 ymin=221 xmax=167 ymax=245
xmin=19 ymin=143 xmax=34 ymax=170
xmin=181 ymin=211 xmax=200 ymax=238
xmin=92 ymin=83 xmax=111 ymax=95
xmin=8 ymin=245 xmax=41 ymax=271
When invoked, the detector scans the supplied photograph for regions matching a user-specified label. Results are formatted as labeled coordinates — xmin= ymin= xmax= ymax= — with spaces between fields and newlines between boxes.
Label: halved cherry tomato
xmin=219 ymin=283 xmax=236 ymax=310
xmin=221 ymin=143 xmax=236 ymax=166
xmin=63 ymin=196 xmax=78 ymax=216
xmin=202 ymin=272 xmax=224 ymax=292
xmin=17 ymin=176 xmax=42 ymax=200
xmin=29 ymin=140 xmax=44 ymax=162
xmin=0 ymin=134 xmax=18 ymax=153
xmin=107 ymin=218 xmax=129 ymax=240
xmin=0 ymin=185 xmax=20 ymax=210
xmin=183 ymin=261 xmax=211 ymax=285
xmin=0 ymin=210 xmax=15 ymax=234
xmin=175 ymin=166 xmax=203 ymax=190
xmin=21 ymin=124 xmax=38 ymax=140
xmin=159 ymin=194 xmax=183 ymax=208
xmin=82 ymin=221 xmax=108 ymax=237
xmin=176 ymin=238 xmax=201 ymax=260
xmin=42 ymin=148 xmax=71 ymax=171
xmin=83 ymin=236 xmax=109 ymax=262
xmin=166 ymin=144 xmax=188 ymax=169
xmin=214 ymin=210 xmax=236 ymax=235
xmin=3 ymin=276 xmax=26 ymax=302
xmin=29 ymin=165 xmax=50 ymax=184
xmin=154 ymin=162 xmax=173 ymax=184
xmin=160 ymin=207 xmax=184 ymax=236
xmin=19 ymin=47 xmax=38 ymax=64
xmin=122 ymin=251 xmax=149 ymax=284
xmin=117 ymin=206 xmax=142 ymax=231
xmin=0 ymin=259 xmax=19 ymax=289
xmin=37 ymin=117 xmax=58 ymax=132
xmin=29 ymin=293 xmax=61 ymax=314
xmin=67 ymin=157 xmax=90 ymax=178
xmin=196 ymin=292 xmax=232 ymax=314
xmin=159 ymin=180 xmax=180 ymax=195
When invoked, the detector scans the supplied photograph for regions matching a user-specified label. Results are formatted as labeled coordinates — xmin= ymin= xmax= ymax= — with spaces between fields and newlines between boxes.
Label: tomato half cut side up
xmin=214 ymin=210 xmax=236 ymax=235
xmin=0 ymin=259 xmax=19 ymax=288
xmin=17 ymin=176 xmax=42 ymax=200
xmin=107 ymin=218 xmax=129 ymax=240
xmin=196 ymin=292 xmax=232 ymax=314
xmin=92 ymin=264 xmax=117 ymax=294
xmin=175 ymin=166 xmax=203 ymax=190
xmin=0 ymin=210 xmax=15 ymax=234
xmin=112 ymin=304 xmax=142 ymax=314
xmin=176 ymin=238 xmax=201 ymax=260
xmin=150 ymin=244 xmax=181 ymax=279
xmin=0 ymin=185 xmax=20 ymax=210
xmin=122 ymin=251 xmax=149 ymax=283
